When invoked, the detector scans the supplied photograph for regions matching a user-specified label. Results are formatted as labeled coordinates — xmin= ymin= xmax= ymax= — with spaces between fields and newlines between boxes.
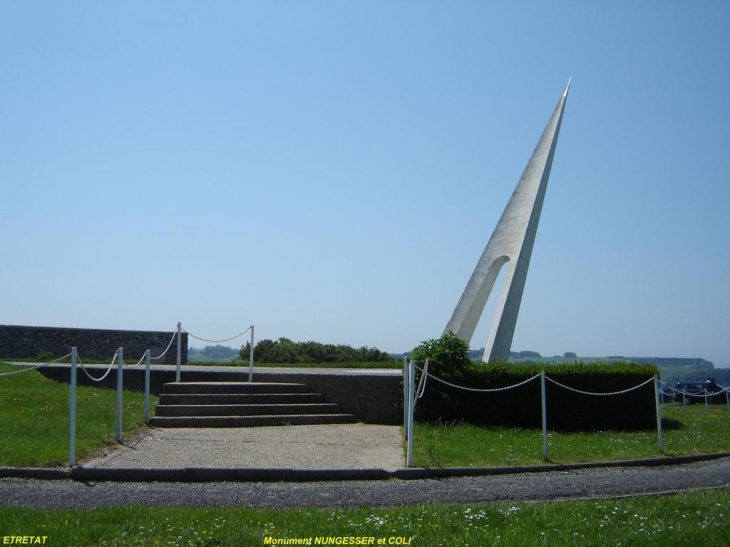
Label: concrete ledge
xmin=4 ymin=453 xmax=728 ymax=483
xmin=390 ymin=452 xmax=730 ymax=479
xmin=0 ymin=467 xmax=70 ymax=480
xmin=70 ymin=467 xmax=392 ymax=482
xmin=36 ymin=365 xmax=402 ymax=424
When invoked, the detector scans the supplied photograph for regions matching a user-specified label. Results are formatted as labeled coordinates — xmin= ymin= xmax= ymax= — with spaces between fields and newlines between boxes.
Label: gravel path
xmin=82 ymin=424 xmax=404 ymax=470
xmin=2 ymin=457 xmax=729 ymax=509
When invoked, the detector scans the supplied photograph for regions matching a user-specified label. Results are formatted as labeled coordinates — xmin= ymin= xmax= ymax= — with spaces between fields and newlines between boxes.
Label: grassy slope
xmin=1 ymin=362 xmax=729 ymax=545
xmin=1 ymin=490 xmax=728 ymax=546
xmin=414 ymin=405 xmax=730 ymax=468
xmin=2 ymin=360 xmax=728 ymax=469
xmin=0 ymin=361 xmax=155 ymax=466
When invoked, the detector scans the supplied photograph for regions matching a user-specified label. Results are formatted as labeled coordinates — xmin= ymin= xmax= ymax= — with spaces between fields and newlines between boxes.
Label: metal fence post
xmin=70 ymin=347 xmax=77 ymax=466
xmin=406 ymin=359 xmax=415 ymax=468
xmin=655 ymin=375 xmax=664 ymax=453
xmin=116 ymin=348 xmax=123 ymax=443
xmin=144 ymin=349 xmax=151 ymax=424
xmin=541 ymin=370 xmax=548 ymax=461
xmin=248 ymin=325 xmax=254 ymax=383
xmin=403 ymin=356 xmax=409 ymax=441
xmin=176 ymin=322 xmax=182 ymax=383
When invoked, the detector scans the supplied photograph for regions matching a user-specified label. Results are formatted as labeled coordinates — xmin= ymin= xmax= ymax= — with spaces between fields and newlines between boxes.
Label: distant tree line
xmin=239 ymin=338 xmax=396 ymax=364
xmin=189 ymin=345 xmax=239 ymax=361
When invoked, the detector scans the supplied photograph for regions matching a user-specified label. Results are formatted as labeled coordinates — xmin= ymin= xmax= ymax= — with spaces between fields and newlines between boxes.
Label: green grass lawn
xmin=2 ymin=361 xmax=729 ymax=545
xmin=413 ymin=405 xmax=730 ymax=468
xmin=1 ymin=489 xmax=728 ymax=546
xmin=0 ymin=361 xmax=155 ymax=466
xmin=2 ymin=358 xmax=728 ymax=469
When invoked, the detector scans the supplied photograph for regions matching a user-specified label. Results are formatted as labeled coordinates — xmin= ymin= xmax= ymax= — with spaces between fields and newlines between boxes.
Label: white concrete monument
xmin=445 ymin=81 xmax=570 ymax=362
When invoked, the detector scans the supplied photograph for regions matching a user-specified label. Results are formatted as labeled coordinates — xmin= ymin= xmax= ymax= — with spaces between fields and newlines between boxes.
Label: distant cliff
xmin=468 ymin=350 xmax=716 ymax=371
xmin=621 ymin=357 xmax=714 ymax=370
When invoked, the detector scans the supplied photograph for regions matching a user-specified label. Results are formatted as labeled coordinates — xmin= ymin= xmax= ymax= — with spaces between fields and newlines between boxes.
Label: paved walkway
xmin=83 ymin=424 xmax=405 ymax=470
xmin=3 ymin=457 xmax=730 ymax=509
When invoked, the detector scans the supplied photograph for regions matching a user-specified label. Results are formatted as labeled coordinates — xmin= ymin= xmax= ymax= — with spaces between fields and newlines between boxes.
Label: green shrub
xmin=410 ymin=331 xmax=471 ymax=380
xmin=413 ymin=359 xmax=659 ymax=431
xmin=37 ymin=350 xmax=54 ymax=361
xmin=239 ymin=338 xmax=396 ymax=364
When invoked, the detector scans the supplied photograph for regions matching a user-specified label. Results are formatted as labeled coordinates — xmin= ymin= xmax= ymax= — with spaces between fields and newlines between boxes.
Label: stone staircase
xmin=150 ymin=382 xmax=358 ymax=428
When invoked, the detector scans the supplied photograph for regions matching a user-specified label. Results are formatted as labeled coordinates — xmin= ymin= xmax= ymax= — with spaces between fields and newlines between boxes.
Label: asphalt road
xmin=2 ymin=457 xmax=729 ymax=510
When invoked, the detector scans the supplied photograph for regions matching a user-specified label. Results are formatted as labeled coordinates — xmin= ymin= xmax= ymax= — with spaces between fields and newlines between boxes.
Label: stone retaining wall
xmin=0 ymin=325 xmax=187 ymax=365
xmin=37 ymin=366 xmax=402 ymax=424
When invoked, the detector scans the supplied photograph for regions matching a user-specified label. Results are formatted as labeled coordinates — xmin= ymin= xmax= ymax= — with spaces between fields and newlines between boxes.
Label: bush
xmin=410 ymin=331 xmax=470 ymax=381
xmin=239 ymin=338 xmax=396 ymax=364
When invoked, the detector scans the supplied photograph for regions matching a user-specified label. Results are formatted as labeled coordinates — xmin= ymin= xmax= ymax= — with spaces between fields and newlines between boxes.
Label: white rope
xmin=545 ymin=375 xmax=655 ymax=396
xmin=123 ymin=353 xmax=146 ymax=368
xmin=149 ymin=331 xmax=177 ymax=360
xmin=77 ymin=352 xmax=117 ymax=383
xmin=657 ymin=381 xmax=728 ymax=399
xmin=659 ymin=384 xmax=679 ymax=396
xmin=416 ymin=366 xmax=542 ymax=393
xmin=416 ymin=359 xmax=429 ymax=399
xmin=182 ymin=326 xmax=251 ymax=344
xmin=670 ymin=386 xmax=730 ymax=399
xmin=0 ymin=353 xmax=73 ymax=377
xmin=413 ymin=366 xmax=654 ymax=397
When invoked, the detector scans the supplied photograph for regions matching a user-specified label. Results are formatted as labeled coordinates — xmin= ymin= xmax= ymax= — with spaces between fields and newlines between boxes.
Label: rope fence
xmin=403 ymin=360 xmax=721 ymax=467
xmin=67 ymin=346 xmax=148 ymax=466
xmin=3 ymin=319 xmax=255 ymax=467
xmin=659 ymin=382 xmax=730 ymax=399
xmin=77 ymin=351 xmax=117 ymax=382
xmin=3 ymin=342 xmax=161 ymax=466
xmin=150 ymin=330 xmax=177 ymax=361
xmin=546 ymin=375 xmax=656 ymax=397
xmin=182 ymin=326 xmax=253 ymax=344
xmin=176 ymin=323 xmax=255 ymax=382
xmin=0 ymin=353 xmax=72 ymax=377
xmin=417 ymin=365 xmax=542 ymax=393
xmin=123 ymin=353 xmax=147 ymax=368
xmin=658 ymin=380 xmax=730 ymax=409
xmin=415 ymin=360 xmax=429 ymax=400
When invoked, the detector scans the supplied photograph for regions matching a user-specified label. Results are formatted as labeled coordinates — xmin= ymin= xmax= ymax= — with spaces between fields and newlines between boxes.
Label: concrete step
xmin=161 ymin=382 xmax=309 ymax=395
xmin=158 ymin=393 xmax=325 ymax=406
xmin=154 ymin=381 xmax=358 ymax=428
xmin=149 ymin=414 xmax=359 ymax=428
xmin=155 ymin=403 xmax=343 ymax=417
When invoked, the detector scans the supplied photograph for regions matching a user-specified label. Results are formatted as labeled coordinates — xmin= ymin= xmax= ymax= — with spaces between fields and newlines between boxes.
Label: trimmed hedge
xmin=415 ymin=361 xmax=659 ymax=431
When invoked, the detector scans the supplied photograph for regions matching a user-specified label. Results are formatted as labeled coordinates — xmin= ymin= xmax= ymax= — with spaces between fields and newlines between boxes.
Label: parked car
xmin=658 ymin=383 xmax=676 ymax=403
xmin=704 ymin=378 xmax=728 ymax=404
xmin=672 ymin=382 xmax=705 ymax=404
xmin=673 ymin=379 xmax=727 ymax=404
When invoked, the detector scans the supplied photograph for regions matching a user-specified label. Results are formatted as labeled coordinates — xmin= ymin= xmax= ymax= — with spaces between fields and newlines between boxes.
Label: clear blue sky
xmin=2 ymin=1 xmax=728 ymax=366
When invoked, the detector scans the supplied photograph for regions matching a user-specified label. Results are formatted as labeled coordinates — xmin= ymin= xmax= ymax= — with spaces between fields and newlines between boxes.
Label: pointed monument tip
xmin=562 ymin=77 xmax=572 ymax=97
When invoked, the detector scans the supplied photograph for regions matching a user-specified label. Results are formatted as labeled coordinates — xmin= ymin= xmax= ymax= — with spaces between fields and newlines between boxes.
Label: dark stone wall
xmin=0 ymin=325 xmax=187 ymax=365
xmin=252 ymin=371 xmax=402 ymax=425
